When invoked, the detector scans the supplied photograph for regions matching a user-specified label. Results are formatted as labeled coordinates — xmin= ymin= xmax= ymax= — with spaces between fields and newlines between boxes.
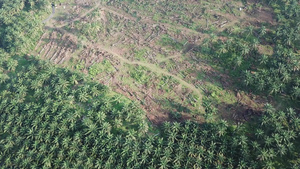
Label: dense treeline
xmin=201 ymin=0 xmax=300 ymax=101
xmin=0 ymin=0 xmax=51 ymax=54
xmin=0 ymin=0 xmax=300 ymax=168
xmin=0 ymin=56 xmax=148 ymax=168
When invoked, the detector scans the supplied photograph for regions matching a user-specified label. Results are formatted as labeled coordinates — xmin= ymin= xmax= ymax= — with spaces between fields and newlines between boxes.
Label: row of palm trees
xmin=0 ymin=0 xmax=47 ymax=54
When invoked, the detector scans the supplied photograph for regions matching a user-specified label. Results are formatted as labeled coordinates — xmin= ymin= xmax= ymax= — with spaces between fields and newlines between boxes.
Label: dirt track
xmin=43 ymin=6 xmax=55 ymax=23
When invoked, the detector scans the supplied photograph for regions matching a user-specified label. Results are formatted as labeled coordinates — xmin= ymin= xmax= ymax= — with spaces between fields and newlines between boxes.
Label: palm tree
xmin=263 ymin=160 xmax=275 ymax=169
xmin=62 ymin=137 xmax=71 ymax=149
xmin=259 ymin=26 xmax=266 ymax=36
xmin=62 ymin=161 xmax=71 ymax=169
xmin=27 ymin=64 xmax=37 ymax=74
xmin=140 ymin=153 xmax=148 ymax=165
xmin=91 ymin=86 xmax=101 ymax=97
xmin=6 ymin=59 xmax=18 ymax=71
xmin=86 ymin=122 xmax=98 ymax=136
xmin=30 ymin=79 xmax=42 ymax=90
xmin=69 ymin=74 xmax=78 ymax=85
xmin=277 ymin=144 xmax=287 ymax=156
xmin=204 ymin=112 xmax=214 ymax=122
xmin=264 ymin=104 xmax=275 ymax=114
xmin=78 ymin=91 xmax=89 ymax=102
xmin=174 ymin=151 xmax=184 ymax=164
xmin=235 ymin=56 xmax=243 ymax=68
xmin=210 ymin=33 xmax=218 ymax=43
xmin=258 ymin=149 xmax=269 ymax=161
xmin=4 ymin=157 xmax=13 ymax=167
xmin=102 ymin=122 xmax=112 ymax=134
xmin=159 ymin=157 xmax=169 ymax=169
xmin=58 ymin=79 xmax=70 ymax=90
xmin=264 ymin=136 xmax=273 ymax=147
xmin=251 ymin=141 xmax=260 ymax=151
xmin=254 ymin=129 xmax=264 ymax=141
xmin=0 ymin=74 xmax=9 ymax=84
xmin=244 ymin=70 xmax=253 ymax=86
xmin=43 ymin=156 xmax=52 ymax=168
xmin=257 ymin=79 xmax=265 ymax=91
xmin=292 ymin=86 xmax=300 ymax=99
xmin=168 ymin=128 xmax=178 ymax=142
xmin=241 ymin=44 xmax=250 ymax=56
xmin=246 ymin=26 xmax=254 ymax=38
xmin=143 ymin=141 xmax=154 ymax=156
xmin=217 ymin=43 xmax=227 ymax=57
xmin=251 ymin=38 xmax=259 ymax=49
xmin=259 ymin=55 xmax=268 ymax=65
xmin=206 ymin=150 xmax=214 ymax=164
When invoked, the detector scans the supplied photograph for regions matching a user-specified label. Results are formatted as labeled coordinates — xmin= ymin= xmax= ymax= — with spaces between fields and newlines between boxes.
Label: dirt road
xmin=43 ymin=6 xmax=55 ymax=23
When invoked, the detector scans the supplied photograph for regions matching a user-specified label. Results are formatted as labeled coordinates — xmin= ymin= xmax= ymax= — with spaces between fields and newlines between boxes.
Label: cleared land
xmin=34 ymin=0 xmax=276 ymax=124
